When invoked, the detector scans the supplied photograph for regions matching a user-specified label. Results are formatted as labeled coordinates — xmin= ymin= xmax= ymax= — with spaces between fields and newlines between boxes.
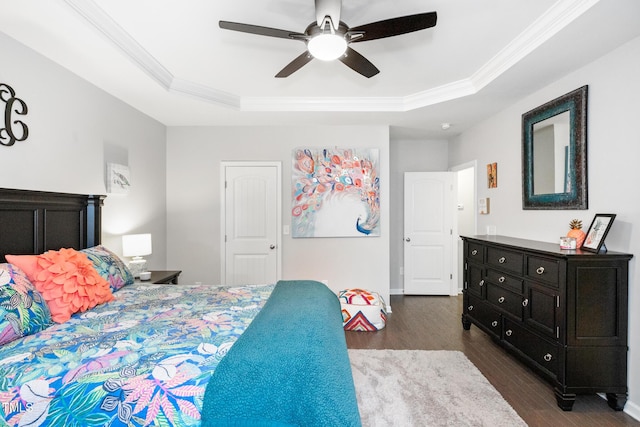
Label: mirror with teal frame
xmin=522 ymin=86 xmax=588 ymax=210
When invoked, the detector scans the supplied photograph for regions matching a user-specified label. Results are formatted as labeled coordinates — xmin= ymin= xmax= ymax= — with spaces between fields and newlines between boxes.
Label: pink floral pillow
xmin=0 ymin=263 xmax=52 ymax=345
xmin=81 ymin=245 xmax=134 ymax=292
xmin=6 ymin=248 xmax=114 ymax=323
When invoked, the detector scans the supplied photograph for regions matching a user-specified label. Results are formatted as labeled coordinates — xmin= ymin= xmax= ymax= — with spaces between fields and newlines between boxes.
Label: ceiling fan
xmin=219 ymin=0 xmax=437 ymax=78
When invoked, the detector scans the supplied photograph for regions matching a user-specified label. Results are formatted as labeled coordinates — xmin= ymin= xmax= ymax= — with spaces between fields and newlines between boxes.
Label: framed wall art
xmin=106 ymin=163 xmax=131 ymax=194
xmin=291 ymin=147 xmax=380 ymax=238
xmin=487 ymin=162 xmax=497 ymax=188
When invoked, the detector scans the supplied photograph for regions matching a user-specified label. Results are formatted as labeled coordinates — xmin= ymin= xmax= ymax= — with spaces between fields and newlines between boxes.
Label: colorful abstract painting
xmin=292 ymin=147 xmax=380 ymax=237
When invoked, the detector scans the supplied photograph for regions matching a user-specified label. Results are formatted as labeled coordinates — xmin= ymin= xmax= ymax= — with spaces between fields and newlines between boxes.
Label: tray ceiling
xmin=1 ymin=0 xmax=639 ymax=137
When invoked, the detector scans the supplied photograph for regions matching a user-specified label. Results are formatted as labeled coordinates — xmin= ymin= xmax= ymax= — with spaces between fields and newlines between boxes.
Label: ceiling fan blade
xmin=275 ymin=51 xmax=314 ymax=78
xmin=315 ymin=0 xmax=341 ymax=30
xmin=348 ymin=12 xmax=437 ymax=42
xmin=338 ymin=47 xmax=379 ymax=78
xmin=219 ymin=21 xmax=305 ymax=40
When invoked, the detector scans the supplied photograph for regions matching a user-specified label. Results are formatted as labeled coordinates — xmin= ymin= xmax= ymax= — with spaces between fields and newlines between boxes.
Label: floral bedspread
xmin=0 ymin=283 xmax=274 ymax=427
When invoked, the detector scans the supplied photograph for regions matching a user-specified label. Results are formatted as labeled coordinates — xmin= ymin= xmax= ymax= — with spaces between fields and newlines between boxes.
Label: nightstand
xmin=137 ymin=270 xmax=182 ymax=284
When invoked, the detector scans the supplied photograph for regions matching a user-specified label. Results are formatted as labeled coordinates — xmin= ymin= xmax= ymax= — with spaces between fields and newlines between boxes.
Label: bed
xmin=0 ymin=188 xmax=361 ymax=427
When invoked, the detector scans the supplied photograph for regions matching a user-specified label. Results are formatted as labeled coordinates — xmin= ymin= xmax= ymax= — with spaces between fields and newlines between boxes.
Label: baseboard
xmin=391 ymin=288 xmax=464 ymax=296
xmin=624 ymin=398 xmax=640 ymax=421
xmin=598 ymin=393 xmax=639 ymax=421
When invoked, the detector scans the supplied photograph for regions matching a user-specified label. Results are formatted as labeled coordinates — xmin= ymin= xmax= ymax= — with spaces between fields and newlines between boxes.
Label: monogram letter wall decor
xmin=0 ymin=83 xmax=29 ymax=147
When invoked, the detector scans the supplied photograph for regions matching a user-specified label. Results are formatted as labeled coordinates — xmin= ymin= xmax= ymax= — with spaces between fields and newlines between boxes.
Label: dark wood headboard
xmin=0 ymin=188 xmax=105 ymax=262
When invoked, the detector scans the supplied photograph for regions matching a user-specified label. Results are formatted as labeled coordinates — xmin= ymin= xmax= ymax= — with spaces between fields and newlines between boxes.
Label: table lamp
xmin=122 ymin=233 xmax=152 ymax=278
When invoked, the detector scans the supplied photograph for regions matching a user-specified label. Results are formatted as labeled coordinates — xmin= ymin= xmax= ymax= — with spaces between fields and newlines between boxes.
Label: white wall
xmin=389 ymin=138 xmax=449 ymax=294
xmin=166 ymin=126 xmax=390 ymax=303
xmin=0 ymin=33 xmax=168 ymax=269
xmin=449 ymin=35 xmax=640 ymax=418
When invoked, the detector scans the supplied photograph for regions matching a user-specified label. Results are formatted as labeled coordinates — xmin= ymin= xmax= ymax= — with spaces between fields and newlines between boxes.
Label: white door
xmin=222 ymin=162 xmax=281 ymax=285
xmin=404 ymin=172 xmax=456 ymax=295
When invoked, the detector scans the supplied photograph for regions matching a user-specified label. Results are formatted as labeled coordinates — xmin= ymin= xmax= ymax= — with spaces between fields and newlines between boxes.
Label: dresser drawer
xmin=466 ymin=295 xmax=501 ymax=338
xmin=526 ymin=255 xmax=560 ymax=287
xmin=486 ymin=246 xmax=524 ymax=275
xmin=504 ymin=319 xmax=559 ymax=377
xmin=466 ymin=242 xmax=485 ymax=262
xmin=486 ymin=284 xmax=523 ymax=320
xmin=486 ymin=269 xmax=523 ymax=293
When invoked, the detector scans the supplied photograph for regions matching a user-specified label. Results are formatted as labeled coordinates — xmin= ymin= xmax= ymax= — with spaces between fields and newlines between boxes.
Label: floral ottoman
xmin=339 ymin=288 xmax=387 ymax=331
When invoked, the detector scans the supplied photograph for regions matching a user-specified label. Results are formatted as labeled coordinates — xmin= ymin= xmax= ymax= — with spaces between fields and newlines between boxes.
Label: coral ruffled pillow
xmin=0 ymin=263 xmax=52 ymax=346
xmin=6 ymin=249 xmax=114 ymax=323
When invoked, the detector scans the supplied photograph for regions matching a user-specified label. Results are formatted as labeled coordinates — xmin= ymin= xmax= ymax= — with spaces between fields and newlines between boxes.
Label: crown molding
xmin=404 ymin=79 xmax=478 ymax=111
xmin=64 ymin=0 xmax=173 ymax=89
xmin=241 ymin=96 xmax=405 ymax=112
xmin=471 ymin=0 xmax=600 ymax=91
xmin=171 ymin=79 xmax=240 ymax=109
xmin=64 ymin=0 xmax=599 ymax=113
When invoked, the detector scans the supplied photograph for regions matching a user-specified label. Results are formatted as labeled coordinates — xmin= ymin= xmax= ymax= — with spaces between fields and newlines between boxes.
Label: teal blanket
xmin=201 ymin=280 xmax=361 ymax=427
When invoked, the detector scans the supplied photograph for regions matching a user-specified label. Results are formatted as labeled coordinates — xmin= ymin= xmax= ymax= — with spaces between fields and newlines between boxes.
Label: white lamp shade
xmin=122 ymin=234 xmax=152 ymax=257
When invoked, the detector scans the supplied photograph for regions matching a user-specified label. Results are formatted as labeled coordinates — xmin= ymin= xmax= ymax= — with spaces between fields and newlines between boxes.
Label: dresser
xmin=461 ymin=235 xmax=632 ymax=411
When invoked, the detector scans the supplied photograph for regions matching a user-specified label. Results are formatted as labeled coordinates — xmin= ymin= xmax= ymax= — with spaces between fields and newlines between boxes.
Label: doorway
xmin=450 ymin=161 xmax=477 ymax=292
xmin=220 ymin=161 xmax=282 ymax=285
xmin=403 ymin=172 xmax=457 ymax=295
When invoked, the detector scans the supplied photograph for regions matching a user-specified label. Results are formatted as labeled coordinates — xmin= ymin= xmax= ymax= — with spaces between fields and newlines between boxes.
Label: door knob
xmin=405 ymin=237 xmax=411 ymax=242
xmin=269 ymin=245 xmax=276 ymax=250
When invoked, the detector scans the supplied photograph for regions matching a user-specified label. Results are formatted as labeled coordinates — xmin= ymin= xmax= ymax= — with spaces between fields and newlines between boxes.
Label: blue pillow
xmin=81 ymin=245 xmax=134 ymax=292
xmin=0 ymin=263 xmax=52 ymax=346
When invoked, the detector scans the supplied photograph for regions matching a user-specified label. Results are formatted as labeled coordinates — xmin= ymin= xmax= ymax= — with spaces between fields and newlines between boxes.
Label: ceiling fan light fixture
xmin=307 ymin=33 xmax=347 ymax=61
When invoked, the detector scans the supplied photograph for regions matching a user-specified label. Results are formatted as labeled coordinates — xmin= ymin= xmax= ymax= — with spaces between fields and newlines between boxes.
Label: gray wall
xmin=449 ymin=35 xmax=640 ymax=418
xmin=389 ymin=138 xmax=449 ymax=294
xmin=166 ymin=126 xmax=391 ymax=303
xmin=0 ymin=33 xmax=168 ymax=269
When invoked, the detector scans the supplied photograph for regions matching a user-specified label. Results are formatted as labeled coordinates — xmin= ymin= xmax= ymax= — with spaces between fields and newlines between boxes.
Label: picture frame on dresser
xmin=582 ymin=213 xmax=616 ymax=253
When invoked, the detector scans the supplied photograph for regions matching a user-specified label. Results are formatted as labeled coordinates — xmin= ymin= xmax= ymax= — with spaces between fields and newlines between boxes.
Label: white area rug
xmin=349 ymin=349 xmax=527 ymax=427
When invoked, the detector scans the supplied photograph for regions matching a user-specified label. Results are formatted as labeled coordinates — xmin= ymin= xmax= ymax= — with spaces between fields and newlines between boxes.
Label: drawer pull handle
xmin=522 ymin=299 xmax=529 ymax=307
xmin=491 ymin=321 xmax=498 ymax=328
xmin=498 ymin=296 xmax=505 ymax=304
xmin=498 ymin=276 xmax=505 ymax=283
xmin=536 ymin=266 xmax=545 ymax=275
xmin=468 ymin=305 xmax=474 ymax=311
xmin=471 ymin=249 xmax=478 ymax=255
xmin=498 ymin=257 xmax=506 ymax=264
xmin=544 ymin=353 xmax=553 ymax=362
xmin=505 ymin=329 xmax=512 ymax=337
xmin=479 ymin=280 xmax=485 ymax=287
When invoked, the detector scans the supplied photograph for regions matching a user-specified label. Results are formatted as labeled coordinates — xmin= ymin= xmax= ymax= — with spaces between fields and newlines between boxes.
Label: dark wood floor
xmin=345 ymin=295 xmax=640 ymax=427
